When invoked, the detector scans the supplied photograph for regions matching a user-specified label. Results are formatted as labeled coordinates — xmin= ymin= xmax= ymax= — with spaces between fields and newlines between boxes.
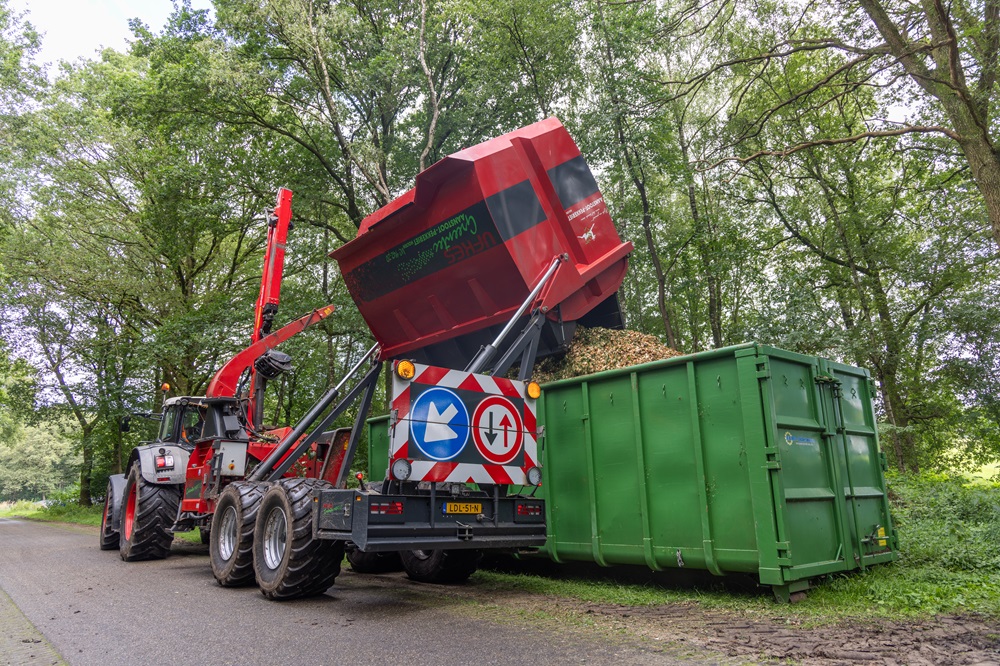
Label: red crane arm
xmin=253 ymin=188 xmax=293 ymax=343
xmin=206 ymin=305 xmax=336 ymax=398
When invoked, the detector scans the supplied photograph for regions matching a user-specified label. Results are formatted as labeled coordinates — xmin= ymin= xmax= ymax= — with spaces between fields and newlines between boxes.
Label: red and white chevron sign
xmin=390 ymin=363 xmax=538 ymax=484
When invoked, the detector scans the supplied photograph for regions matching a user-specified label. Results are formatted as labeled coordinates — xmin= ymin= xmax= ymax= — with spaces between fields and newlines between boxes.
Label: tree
xmin=0 ymin=342 xmax=37 ymax=441
xmin=0 ymin=421 xmax=81 ymax=501
xmin=662 ymin=0 xmax=1000 ymax=244
xmin=0 ymin=0 xmax=43 ymax=232
xmin=858 ymin=0 xmax=1000 ymax=244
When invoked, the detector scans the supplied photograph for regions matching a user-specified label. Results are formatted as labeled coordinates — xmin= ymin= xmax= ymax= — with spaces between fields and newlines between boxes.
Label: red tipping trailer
xmin=105 ymin=120 xmax=636 ymax=599
xmin=332 ymin=117 xmax=633 ymax=364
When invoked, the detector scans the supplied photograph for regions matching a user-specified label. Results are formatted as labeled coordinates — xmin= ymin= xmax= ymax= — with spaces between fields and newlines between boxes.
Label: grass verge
xmin=0 ymin=500 xmax=207 ymax=543
xmin=0 ymin=499 xmax=102 ymax=526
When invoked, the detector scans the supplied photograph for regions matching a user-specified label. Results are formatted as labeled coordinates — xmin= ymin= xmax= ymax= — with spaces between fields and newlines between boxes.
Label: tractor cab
xmin=156 ymin=397 xmax=248 ymax=449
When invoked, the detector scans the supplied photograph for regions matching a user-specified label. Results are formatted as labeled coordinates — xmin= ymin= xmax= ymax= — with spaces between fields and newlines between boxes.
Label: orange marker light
xmin=395 ymin=360 xmax=416 ymax=380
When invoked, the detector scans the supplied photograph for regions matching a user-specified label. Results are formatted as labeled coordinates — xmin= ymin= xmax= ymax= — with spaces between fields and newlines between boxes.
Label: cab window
xmin=181 ymin=408 xmax=205 ymax=444
xmin=158 ymin=406 xmax=180 ymax=442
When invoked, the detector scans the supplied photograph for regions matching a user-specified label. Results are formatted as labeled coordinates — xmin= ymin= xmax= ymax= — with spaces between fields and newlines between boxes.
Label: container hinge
xmin=815 ymin=374 xmax=843 ymax=397
xmin=776 ymin=541 xmax=792 ymax=565
xmin=764 ymin=448 xmax=781 ymax=469
xmin=756 ymin=362 xmax=770 ymax=380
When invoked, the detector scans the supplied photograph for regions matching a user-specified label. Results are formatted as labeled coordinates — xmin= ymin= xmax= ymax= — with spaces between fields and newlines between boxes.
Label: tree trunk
xmin=594 ymin=0 xmax=677 ymax=348
xmin=677 ymin=119 xmax=722 ymax=348
xmin=79 ymin=426 xmax=95 ymax=506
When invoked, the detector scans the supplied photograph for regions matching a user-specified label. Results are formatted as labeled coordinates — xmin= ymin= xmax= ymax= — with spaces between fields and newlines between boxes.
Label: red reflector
xmin=157 ymin=477 xmax=171 ymax=482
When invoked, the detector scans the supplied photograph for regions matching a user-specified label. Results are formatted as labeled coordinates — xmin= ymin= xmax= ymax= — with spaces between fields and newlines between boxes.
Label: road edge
xmin=0 ymin=584 xmax=66 ymax=665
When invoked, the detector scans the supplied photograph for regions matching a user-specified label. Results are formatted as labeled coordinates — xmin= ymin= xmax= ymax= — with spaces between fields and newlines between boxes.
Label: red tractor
xmin=102 ymin=189 xmax=337 ymax=566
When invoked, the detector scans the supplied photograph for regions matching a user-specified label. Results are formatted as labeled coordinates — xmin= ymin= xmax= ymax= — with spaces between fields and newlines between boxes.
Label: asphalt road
xmin=0 ymin=518 xmax=688 ymax=666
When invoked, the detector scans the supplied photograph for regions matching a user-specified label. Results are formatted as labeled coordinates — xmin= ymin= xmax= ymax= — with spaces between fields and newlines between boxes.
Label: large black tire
xmin=400 ymin=549 xmax=482 ymax=584
xmin=119 ymin=465 xmax=181 ymax=562
xmin=99 ymin=479 xmax=118 ymax=550
xmin=252 ymin=478 xmax=344 ymax=600
xmin=346 ymin=548 xmax=403 ymax=574
xmin=210 ymin=481 xmax=266 ymax=587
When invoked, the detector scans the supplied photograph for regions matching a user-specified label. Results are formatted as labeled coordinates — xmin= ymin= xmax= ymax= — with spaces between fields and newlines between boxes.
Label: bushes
xmin=819 ymin=473 xmax=1000 ymax=616
xmin=889 ymin=473 xmax=1000 ymax=573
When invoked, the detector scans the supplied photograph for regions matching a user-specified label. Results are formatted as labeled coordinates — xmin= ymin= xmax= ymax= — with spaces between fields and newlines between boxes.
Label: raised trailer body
xmin=331 ymin=117 xmax=632 ymax=366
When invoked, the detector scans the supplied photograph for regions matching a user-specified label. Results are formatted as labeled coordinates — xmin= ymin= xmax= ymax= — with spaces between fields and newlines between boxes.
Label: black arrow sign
xmin=485 ymin=411 xmax=498 ymax=444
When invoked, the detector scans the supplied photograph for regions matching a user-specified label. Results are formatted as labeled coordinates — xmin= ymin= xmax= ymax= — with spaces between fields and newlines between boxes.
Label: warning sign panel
xmin=472 ymin=396 xmax=524 ymax=465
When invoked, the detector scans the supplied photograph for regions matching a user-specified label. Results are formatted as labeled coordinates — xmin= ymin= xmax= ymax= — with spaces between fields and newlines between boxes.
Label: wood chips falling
xmin=530 ymin=327 xmax=681 ymax=384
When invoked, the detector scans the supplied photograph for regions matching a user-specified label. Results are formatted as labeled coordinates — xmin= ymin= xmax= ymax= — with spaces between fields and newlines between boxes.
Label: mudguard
xmin=107 ymin=473 xmax=126 ymax=531
xmin=132 ymin=445 xmax=190 ymax=484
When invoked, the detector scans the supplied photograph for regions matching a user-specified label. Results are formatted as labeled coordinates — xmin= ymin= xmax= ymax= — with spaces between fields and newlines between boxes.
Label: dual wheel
xmin=348 ymin=548 xmax=481 ymax=584
xmin=399 ymin=549 xmax=482 ymax=584
xmin=210 ymin=477 xmax=343 ymax=600
xmin=347 ymin=546 xmax=481 ymax=584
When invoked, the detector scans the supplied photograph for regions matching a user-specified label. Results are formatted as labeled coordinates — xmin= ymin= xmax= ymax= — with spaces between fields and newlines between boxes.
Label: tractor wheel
xmin=99 ymin=479 xmax=119 ymax=550
xmin=252 ymin=478 xmax=344 ymax=600
xmin=210 ymin=481 xmax=266 ymax=587
xmin=119 ymin=465 xmax=181 ymax=562
xmin=346 ymin=548 xmax=403 ymax=574
xmin=400 ymin=549 xmax=482 ymax=584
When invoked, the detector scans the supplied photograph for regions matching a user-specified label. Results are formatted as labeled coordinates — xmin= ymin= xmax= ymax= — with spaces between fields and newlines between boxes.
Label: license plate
xmin=444 ymin=502 xmax=482 ymax=515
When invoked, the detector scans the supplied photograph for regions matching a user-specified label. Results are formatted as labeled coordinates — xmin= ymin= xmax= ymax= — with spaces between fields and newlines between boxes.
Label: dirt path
xmin=448 ymin=575 xmax=1000 ymax=665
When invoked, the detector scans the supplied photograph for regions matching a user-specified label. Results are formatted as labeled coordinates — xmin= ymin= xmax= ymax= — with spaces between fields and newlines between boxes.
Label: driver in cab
xmin=181 ymin=408 xmax=206 ymax=446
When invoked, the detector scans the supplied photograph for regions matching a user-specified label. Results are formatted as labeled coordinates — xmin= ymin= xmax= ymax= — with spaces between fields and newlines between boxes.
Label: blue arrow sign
xmin=409 ymin=387 xmax=470 ymax=461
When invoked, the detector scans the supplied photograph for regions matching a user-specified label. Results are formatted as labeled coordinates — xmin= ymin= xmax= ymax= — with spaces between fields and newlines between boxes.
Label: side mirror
xmin=120 ymin=415 xmax=131 ymax=433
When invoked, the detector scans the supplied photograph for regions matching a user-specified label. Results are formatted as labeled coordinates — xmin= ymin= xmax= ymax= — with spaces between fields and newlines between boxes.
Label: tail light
xmin=154 ymin=455 xmax=175 ymax=470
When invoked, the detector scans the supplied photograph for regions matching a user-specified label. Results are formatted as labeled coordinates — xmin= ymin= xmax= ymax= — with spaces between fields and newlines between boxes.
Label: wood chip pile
xmin=531 ymin=327 xmax=681 ymax=384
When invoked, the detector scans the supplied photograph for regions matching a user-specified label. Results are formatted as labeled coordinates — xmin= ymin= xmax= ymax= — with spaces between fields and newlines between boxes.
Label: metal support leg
xmin=265 ymin=361 xmax=383 ymax=481
xmin=335 ymin=366 xmax=382 ymax=489
xmin=489 ymin=311 xmax=546 ymax=380
xmin=248 ymin=344 xmax=378 ymax=481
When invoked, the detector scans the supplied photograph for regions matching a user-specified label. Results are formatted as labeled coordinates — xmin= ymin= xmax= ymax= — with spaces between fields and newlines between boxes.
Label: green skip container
xmin=534 ymin=343 xmax=897 ymax=599
xmin=367 ymin=343 xmax=898 ymax=599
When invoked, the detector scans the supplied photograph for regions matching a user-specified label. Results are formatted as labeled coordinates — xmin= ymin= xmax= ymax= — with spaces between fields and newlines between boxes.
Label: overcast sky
xmin=19 ymin=0 xmax=209 ymax=69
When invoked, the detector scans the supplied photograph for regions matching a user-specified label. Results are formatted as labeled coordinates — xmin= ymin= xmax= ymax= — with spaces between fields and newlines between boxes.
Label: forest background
xmin=1 ymin=0 xmax=998 ymax=505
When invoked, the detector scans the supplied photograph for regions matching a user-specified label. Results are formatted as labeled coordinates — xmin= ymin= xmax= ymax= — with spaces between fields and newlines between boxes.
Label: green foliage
xmin=0 ymin=420 xmax=81 ymax=501
xmin=0 ymin=341 xmax=37 ymax=440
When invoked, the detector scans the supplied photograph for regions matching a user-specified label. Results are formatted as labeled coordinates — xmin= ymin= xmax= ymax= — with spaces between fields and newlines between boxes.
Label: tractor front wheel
xmin=252 ymin=478 xmax=344 ymax=600
xmin=210 ymin=481 xmax=266 ymax=586
xmin=400 ymin=549 xmax=482 ymax=584
xmin=99 ymin=479 xmax=119 ymax=550
xmin=118 ymin=465 xmax=181 ymax=561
